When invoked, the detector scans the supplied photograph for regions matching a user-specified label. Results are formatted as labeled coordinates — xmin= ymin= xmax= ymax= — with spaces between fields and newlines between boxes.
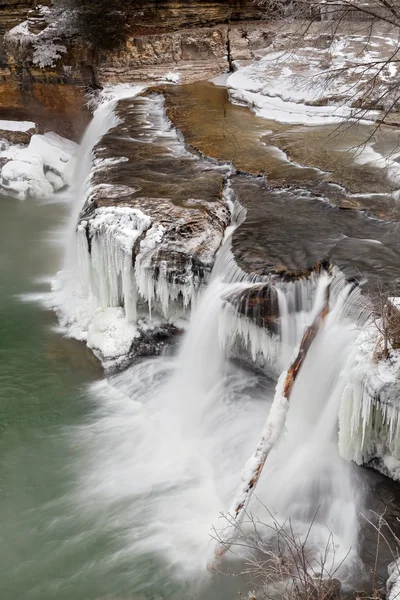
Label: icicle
xmin=82 ymin=207 xmax=151 ymax=321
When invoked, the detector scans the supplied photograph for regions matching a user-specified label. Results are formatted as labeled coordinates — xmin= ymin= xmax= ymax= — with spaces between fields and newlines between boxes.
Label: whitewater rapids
xmin=69 ymin=272 xmax=365 ymax=590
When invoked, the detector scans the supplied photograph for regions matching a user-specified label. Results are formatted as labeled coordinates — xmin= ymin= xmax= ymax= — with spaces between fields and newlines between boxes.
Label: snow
xmin=163 ymin=72 xmax=181 ymax=84
xmin=0 ymin=132 xmax=78 ymax=199
xmin=225 ymin=32 xmax=393 ymax=126
xmin=229 ymin=87 xmax=356 ymax=125
xmin=87 ymin=307 xmax=140 ymax=361
xmin=5 ymin=18 xmax=66 ymax=68
xmin=353 ymin=143 xmax=400 ymax=188
xmin=1 ymin=159 xmax=53 ymax=198
xmin=0 ymin=120 xmax=35 ymax=132
xmin=209 ymin=72 xmax=230 ymax=87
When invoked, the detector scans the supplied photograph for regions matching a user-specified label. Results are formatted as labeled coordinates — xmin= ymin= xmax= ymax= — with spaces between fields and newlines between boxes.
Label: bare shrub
xmin=213 ymin=507 xmax=400 ymax=600
xmin=212 ymin=507 xmax=348 ymax=600
xmin=368 ymin=281 xmax=400 ymax=361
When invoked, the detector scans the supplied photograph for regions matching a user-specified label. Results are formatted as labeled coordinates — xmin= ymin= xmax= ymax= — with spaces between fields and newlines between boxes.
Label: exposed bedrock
xmin=0 ymin=0 xmax=267 ymax=129
xmin=72 ymin=93 xmax=231 ymax=365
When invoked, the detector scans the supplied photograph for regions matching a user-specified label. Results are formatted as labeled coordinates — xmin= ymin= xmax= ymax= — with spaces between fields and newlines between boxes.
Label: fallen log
xmin=213 ymin=284 xmax=331 ymax=560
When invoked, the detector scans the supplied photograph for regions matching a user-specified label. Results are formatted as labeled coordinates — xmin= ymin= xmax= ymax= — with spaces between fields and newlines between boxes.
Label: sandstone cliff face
xmin=0 ymin=0 xmax=33 ymax=38
xmin=0 ymin=0 xmax=268 ymax=136
xmin=0 ymin=1 xmax=93 ymax=138
xmin=98 ymin=26 xmax=229 ymax=84
xmin=126 ymin=0 xmax=264 ymax=31
xmin=97 ymin=20 xmax=275 ymax=84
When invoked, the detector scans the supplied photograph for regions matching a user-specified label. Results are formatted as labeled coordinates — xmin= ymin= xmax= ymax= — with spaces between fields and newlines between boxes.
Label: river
xmin=2 ymin=81 xmax=400 ymax=600
xmin=0 ymin=194 xmax=257 ymax=598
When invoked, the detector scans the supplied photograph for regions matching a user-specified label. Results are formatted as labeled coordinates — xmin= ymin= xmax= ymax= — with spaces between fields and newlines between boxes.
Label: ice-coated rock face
xmin=59 ymin=91 xmax=230 ymax=368
xmin=338 ymin=321 xmax=400 ymax=481
xmin=81 ymin=92 xmax=230 ymax=314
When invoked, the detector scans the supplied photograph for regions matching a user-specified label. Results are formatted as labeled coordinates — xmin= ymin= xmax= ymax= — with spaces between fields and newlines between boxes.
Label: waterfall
xmin=69 ymin=233 xmax=368 ymax=588
xmin=46 ymin=81 xmax=388 ymax=592
xmin=63 ymin=96 xmax=123 ymax=273
xmin=50 ymin=89 xmax=230 ymax=367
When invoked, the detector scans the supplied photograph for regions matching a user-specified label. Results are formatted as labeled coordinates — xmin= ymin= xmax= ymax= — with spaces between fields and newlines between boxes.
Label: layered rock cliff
xmin=0 ymin=0 xmax=268 ymax=136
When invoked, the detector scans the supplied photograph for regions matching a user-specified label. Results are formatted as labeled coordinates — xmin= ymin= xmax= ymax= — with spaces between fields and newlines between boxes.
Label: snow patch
xmin=87 ymin=307 xmax=140 ymax=361
xmin=0 ymin=120 xmax=35 ymax=132
xmin=163 ymin=72 xmax=181 ymax=84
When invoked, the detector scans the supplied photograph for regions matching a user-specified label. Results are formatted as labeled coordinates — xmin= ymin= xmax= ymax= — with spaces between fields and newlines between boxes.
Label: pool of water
xmin=0 ymin=194 xmax=258 ymax=600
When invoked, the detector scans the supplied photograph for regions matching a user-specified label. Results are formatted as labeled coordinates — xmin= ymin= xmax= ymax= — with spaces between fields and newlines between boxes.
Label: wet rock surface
xmin=79 ymin=93 xmax=231 ymax=338
xmin=231 ymin=175 xmax=400 ymax=284
xmin=85 ymin=94 xmax=230 ymax=269
xmin=163 ymin=82 xmax=399 ymax=197
xmin=162 ymin=82 xmax=400 ymax=282
xmin=225 ymin=283 xmax=280 ymax=332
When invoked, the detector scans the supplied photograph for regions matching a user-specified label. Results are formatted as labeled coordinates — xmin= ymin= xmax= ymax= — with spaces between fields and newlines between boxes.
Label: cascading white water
xmin=64 ymin=94 xmax=127 ymax=272
xmin=48 ymin=82 xmax=379 ymax=593
xmin=251 ymin=278 xmax=366 ymax=583
xmin=70 ymin=243 xmax=368 ymax=591
xmin=72 ymin=276 xmax=271 ymax=572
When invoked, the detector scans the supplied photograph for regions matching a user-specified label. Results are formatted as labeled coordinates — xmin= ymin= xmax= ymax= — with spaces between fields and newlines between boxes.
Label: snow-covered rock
xmin=0 ymin=119 xmax=36 ymax=145
xmin=226 ymin=26 xmax=397 ymax=125
xmin=1 ymin=159 xmax=53 ymax=198
xmin=0 ymin=132 xmax=78 ymax=199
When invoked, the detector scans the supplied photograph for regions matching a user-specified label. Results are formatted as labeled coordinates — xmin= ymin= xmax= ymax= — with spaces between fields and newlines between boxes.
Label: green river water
xmin=0 ymin=194 xmax=247 ymax=600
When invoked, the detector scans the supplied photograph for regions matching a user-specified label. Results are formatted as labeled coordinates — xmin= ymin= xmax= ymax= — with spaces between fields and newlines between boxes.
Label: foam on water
xmin=37 ymin=82 xmax=378 ymax=592
xmin=72 ymin=277 xmax=271 ymax=574
xmin=69 ymin=266 xmax=368 ymax=589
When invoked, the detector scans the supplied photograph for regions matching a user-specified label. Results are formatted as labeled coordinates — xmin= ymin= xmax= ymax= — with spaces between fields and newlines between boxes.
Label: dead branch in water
xmin=213 ymin=284 xmax=331 ymax=561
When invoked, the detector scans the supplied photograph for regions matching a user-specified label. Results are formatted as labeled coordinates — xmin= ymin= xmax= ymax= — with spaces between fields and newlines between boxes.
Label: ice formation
xmin=73 ymin=196 xmax=225 ymax=353
xmin=338 ymin=319 xmax=400 ymax=479
xmin=78 ymin=207 xmax=152 ymax=322
xmin=76 ymin=196 xmax=213 ymax=328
